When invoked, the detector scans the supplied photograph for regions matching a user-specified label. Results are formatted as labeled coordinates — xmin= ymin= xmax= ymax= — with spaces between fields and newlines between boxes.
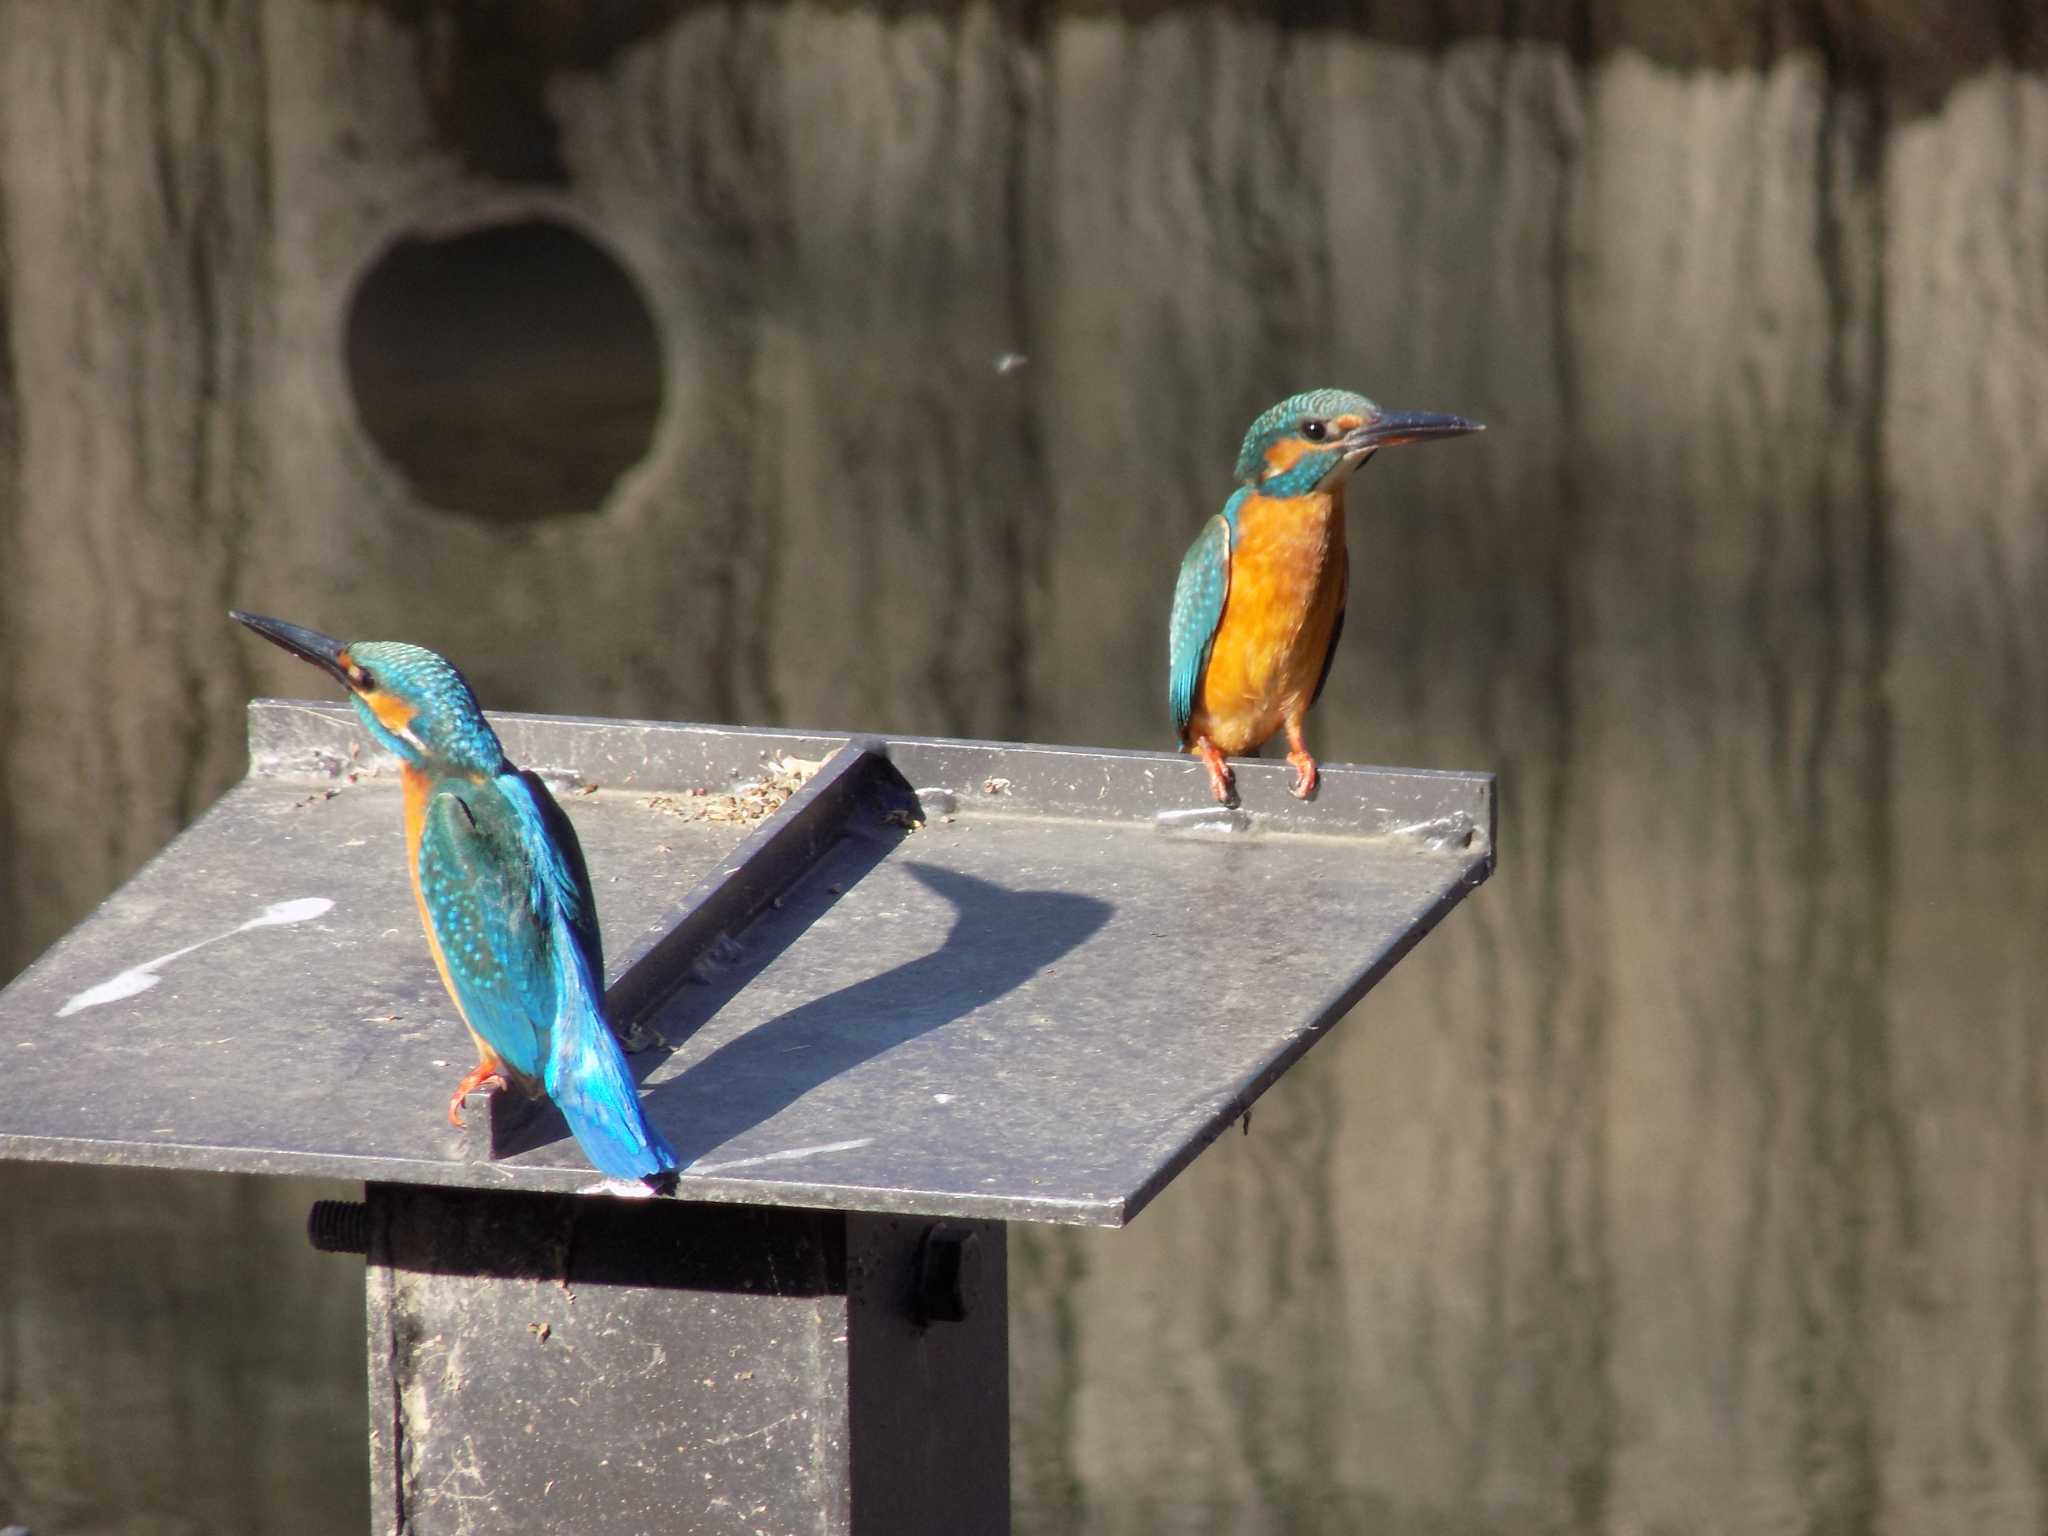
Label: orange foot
xmin=447 ymin=1059 xmax=508 ymax=1129
xmin=1286 ymin=724 xmax=1318 ymax=806
xmin=1286 ymin=746 xmax=1320 ymax=800
xmin=1194 ymin=736 xmax=1238 ymax=806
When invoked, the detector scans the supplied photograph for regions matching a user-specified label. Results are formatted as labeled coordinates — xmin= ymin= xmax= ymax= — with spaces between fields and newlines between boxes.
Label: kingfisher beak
xmin=230 ymin=610 xmax=358 ymax=692
xmin=1341 ymin=409 xmax=1485 ymax=454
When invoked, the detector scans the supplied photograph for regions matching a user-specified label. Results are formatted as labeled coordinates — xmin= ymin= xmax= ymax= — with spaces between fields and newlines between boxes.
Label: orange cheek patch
xmin=364 ymin=690 xmax=419 ymax=738
xmin=1263 ymin=437 xmax=1312 ymax=478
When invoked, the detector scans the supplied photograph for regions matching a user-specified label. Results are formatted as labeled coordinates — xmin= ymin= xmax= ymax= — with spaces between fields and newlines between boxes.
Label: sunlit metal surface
xmin=0 ymin=701 xmax=1492 ymax=1226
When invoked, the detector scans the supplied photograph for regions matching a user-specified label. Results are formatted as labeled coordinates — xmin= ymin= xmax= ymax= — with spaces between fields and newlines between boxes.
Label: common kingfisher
xmin=1169 ymin=388 xmax=1483 ymax=804
xmin=231 ymin=611 xmax=681 ymax=1191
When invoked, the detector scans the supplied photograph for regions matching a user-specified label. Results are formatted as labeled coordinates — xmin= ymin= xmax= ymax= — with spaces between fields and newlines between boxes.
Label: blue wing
xmin=419 ymin=775 xmax=678 ymax=1184
xmin=497 ymin=773 xmax=677 ymax=1181
xmin=416 ymin=779 xmax=554 ymax=1085
xmin=513 ymin=768 xmax=602 ymax=985
xmin=1169 ymin=509 xmax=1234 ymax=741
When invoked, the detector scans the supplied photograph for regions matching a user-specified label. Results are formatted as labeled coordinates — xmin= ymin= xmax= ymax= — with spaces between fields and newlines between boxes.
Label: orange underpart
xmin=401 ymin=762 xmax=469 ymax=1030
xmin=1183 ymin=490 xmax=1348 ymax=760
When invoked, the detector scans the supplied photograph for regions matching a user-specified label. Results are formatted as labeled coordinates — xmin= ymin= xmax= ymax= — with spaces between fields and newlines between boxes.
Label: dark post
xmin=362 ymin=1187 xmax=1006 ymax=1533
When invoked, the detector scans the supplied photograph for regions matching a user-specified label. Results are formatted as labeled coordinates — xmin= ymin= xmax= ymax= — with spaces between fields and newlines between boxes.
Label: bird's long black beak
xmin=230 ymin=610 xmax=356 ymax=691
xmin=1342 ymin=408 xmax=1485 ymax=453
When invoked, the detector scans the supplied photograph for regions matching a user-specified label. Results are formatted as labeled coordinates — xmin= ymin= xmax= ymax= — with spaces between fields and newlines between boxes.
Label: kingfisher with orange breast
xmin=1169 ymin=388 xmax=1482 ymax=804
xmin=231 ymin=610 xmax=680 ymax=1191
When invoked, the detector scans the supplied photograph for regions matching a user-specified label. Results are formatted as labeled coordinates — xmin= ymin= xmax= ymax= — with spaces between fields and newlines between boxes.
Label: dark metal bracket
xmin=459 ymin=737 xmax=923 ymax=1164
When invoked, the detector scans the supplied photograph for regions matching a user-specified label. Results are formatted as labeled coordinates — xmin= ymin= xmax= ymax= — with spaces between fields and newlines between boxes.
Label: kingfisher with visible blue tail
xmin=231 ymin=611 xmax=680 ymax=1192
xmin=1169 ymin=388 xmax=1483 ymax=805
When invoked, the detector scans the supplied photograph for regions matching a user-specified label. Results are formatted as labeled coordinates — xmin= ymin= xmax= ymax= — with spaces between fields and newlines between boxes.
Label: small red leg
xmin=1283 ymin=718 xmax=1319 ymax=800
xmin=447 ymin=1059 xmax=508 ymax=1129
xmin=1194 ymin=736 xmax=1238 ymax=806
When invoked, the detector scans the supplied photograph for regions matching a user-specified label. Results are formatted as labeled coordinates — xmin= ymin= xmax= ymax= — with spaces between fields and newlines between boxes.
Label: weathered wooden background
xmin=1 ymin=2 xmax=2044 ymax=1532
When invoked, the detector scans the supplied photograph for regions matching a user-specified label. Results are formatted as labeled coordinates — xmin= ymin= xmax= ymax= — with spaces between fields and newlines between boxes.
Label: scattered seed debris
xmin=646 ymin=756 xmax=820 ymax=827
xmin=981 ymin=777 xmax=1012 ymax=795
xmin=529 ymin=1322 xmax=551 ymax=1343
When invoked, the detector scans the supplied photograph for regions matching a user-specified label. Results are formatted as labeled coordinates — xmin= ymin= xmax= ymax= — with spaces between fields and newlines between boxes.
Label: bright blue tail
xmin=543 ymin=927 xmax=679 ymax=1188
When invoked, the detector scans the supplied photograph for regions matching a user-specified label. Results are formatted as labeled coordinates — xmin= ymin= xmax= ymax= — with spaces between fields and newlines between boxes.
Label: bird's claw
xmin=447 ymin=1063 xmax=509 ymax=1128
xmin=1287 ymin=749 xmax=1319 ymax=800
xmin=1195 ymin=738 xmax=1239 ymax=807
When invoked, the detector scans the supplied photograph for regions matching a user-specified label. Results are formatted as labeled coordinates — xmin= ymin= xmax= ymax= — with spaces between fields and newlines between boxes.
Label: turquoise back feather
xmin=417 ymin=766 xmax=677 ymax=1184
xmin=1167 ymin=487 xmax=1250 ymax=739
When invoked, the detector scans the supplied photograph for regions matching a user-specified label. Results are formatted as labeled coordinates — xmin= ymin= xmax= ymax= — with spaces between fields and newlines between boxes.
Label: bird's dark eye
xmin=347 ymin=664 xmax=373 ymax=690
xmin=1301 ymin=420 xmax=1328 ymax=443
